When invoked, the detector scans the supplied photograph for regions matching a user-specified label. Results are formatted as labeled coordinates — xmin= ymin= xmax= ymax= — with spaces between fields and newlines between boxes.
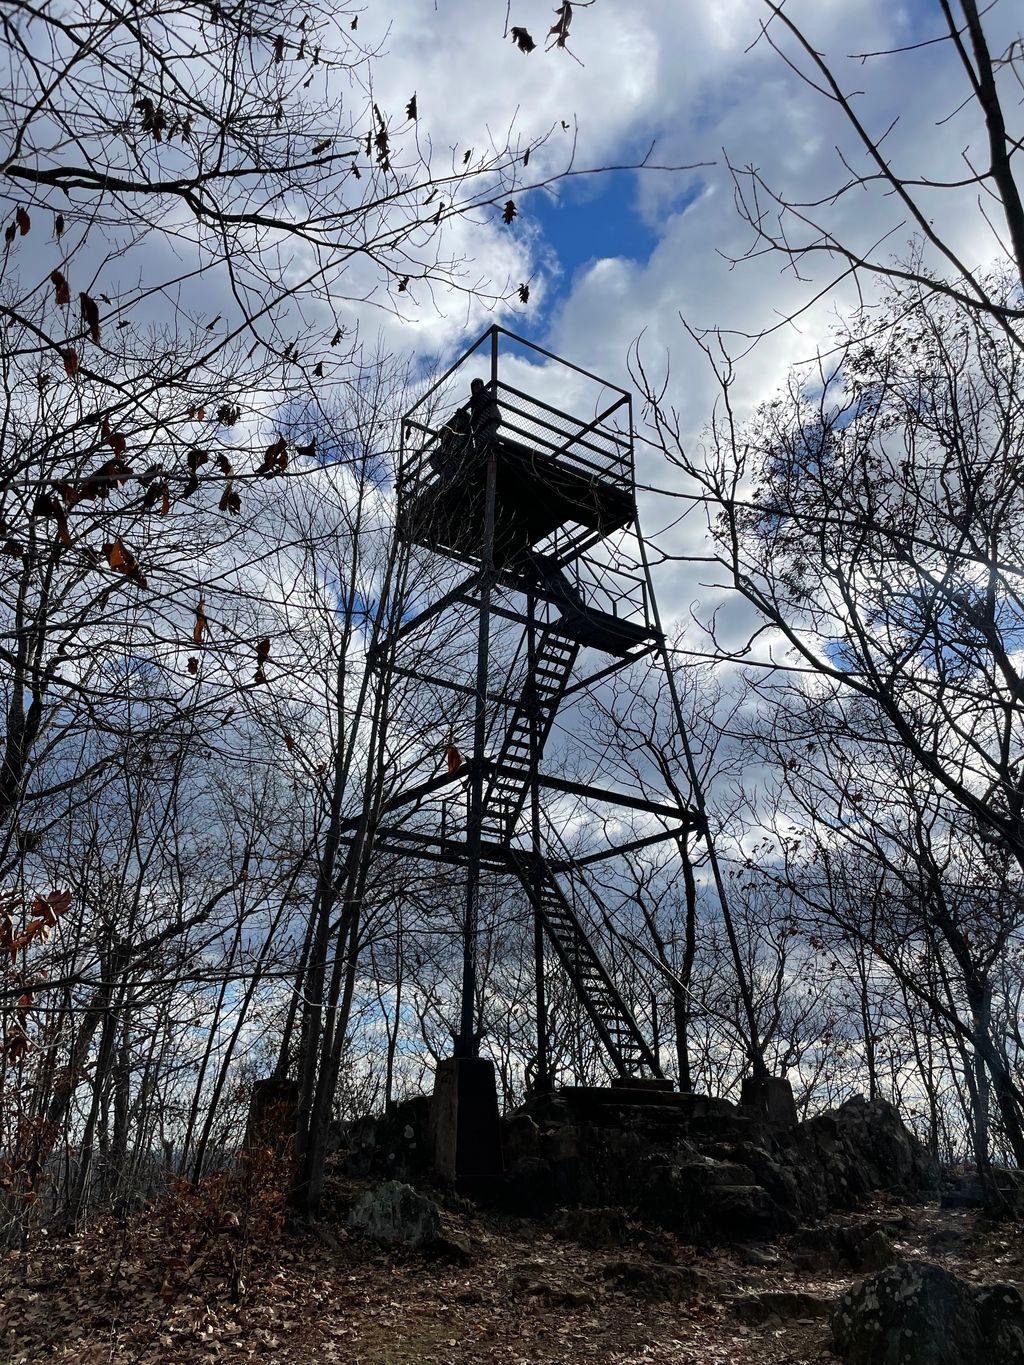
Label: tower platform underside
xmin=399 ymin=433 xmax=635 ymax=565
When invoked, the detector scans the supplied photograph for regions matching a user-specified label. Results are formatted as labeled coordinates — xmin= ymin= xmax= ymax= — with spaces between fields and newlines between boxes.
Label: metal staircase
xmin=481 ymin=628 xmax=579 ymax=842
xmin=507 ymin=850 xmax=661 ymax=1078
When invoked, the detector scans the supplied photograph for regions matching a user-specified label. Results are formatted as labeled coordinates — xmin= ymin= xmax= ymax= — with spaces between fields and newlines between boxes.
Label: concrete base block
xmin=741 ymin=1074 xmax=799 ymax=1126
xmin=610 ymin=1076 xmax=675 ymax=1093
xmin=429 ymin=1056 xmax=504 ymax=1181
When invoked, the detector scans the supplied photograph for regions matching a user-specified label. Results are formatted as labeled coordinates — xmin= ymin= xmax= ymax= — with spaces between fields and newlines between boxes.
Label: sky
xmin=7 ymin=0 xmax=1020 ymax=696
xmin=326 ymin=0 xmax=1021 ymax=659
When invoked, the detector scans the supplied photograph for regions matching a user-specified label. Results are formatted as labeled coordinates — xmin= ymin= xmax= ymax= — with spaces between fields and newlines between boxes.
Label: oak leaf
xmin=510 ymin=27 xmax=536 ymax=53
xmin=50 ymin=269 xmax=70 ymax=306
xmin=102 ymin=539 xmax=147 ymax=588
xmin=79 ymin=292 xmax=101 ymax=344
xmin=548 ymin=2 xmax=573 ymax=47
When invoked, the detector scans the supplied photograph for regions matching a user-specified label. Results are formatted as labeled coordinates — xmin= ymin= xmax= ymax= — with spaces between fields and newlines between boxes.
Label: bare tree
xmin=729 ymin=1 xmax=1024 ymax=345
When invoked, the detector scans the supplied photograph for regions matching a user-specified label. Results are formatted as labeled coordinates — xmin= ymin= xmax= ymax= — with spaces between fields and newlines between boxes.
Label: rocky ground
xmin=3 ymin=1095 xmax=1021 ymax=1363
xmin=2 ymin=1185 xmax=1023 ymax=1364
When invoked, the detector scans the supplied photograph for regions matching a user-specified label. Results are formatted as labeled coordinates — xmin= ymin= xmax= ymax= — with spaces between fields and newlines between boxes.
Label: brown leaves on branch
xmin=502 ymin=200 xmax=517 ymax=224
xmin=406 ymin=94 xmax=417 ymax=121
xmin=257 ymin=435 xmax=288 ymax=477
xmin=193 ymin=599 xmax=208 ymax=645
xmin=548 ymin=2 xmax=573 ymax=47
xmin=102 ymin=539 xmax=147 ymax=589
xmin=60 ymin=455 xmax=133 ymax=507
xmin=135 ymin=97 xmax=168 ymax=141
xmin=184 ymin=447 xmax=208 ymax=496
xmin=15 ymin=207 xmax=29 ymax=236
xmin=61 ymin=347 xmax=78 ymax=378
xmin=32 ymin=493 xmax=72 ymax=547
xmin=518 ymin=283 xmax=530 ymax=304
xmin=100 ymin=417 xmax=127 ymax=457
xmin=254 ymin=637 xmax=270 ymax=685
xmin=373 ymin=113 xmax=390 ymax=169
xmin=0 ymin=889 xmax=72 ymax=967
xmin=510 ymin=27 xmax=536 ymax=53
xmin=50 ymin=269 xmax=70 ymax=306
xmin=79 ymin=292 xmax=101 ymax=344
xmin=142 ymin=480 xmax=171 ymax=515
xmin=218 ymin=480 xmax=241 ymax=514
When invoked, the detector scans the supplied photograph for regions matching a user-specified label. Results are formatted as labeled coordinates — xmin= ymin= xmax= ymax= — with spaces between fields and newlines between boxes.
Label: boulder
xmin=335 ymin=1096 xmax=432 ymax=1183
xmin=347 ymin=1181 xmax=441 ymax=1250
xmin=638 ymin=1158 xmax=791 ymax=1241
xmin=500 ymin=1157 xmax=560 ymax=1216
xmin=705 ymin=1183 xmax=795 ymax=1240
xmin=601 ymin=1258 xmax=719 ymax=1302
xmin=831 ymin=1260 xmax=1024 ymax=1365
xmin=337 ymin=1087 xmax=937 ymax=1253
xmin=793 ymin=1221 xmax=896 ymax=1273
xmin=502 ymin=1112 xmax=542 ymax=1166
xmin=773 ymin=1097 xmax=938 ymax=1221
xmin=734 ymin=1290 xmax=833 ymax=1324
xmin=511 ymin=1268 xmax=595 ymax=1309
xmin=552 ymin=1206 xmax=629 ymax=1248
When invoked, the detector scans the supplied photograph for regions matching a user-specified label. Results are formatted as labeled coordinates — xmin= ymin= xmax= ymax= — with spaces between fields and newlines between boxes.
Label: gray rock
xmin=854 ymin=1228 xmax=896 ymax=1272
xmin=737 ymin=1243 xmax=782 ymax=1268
xmin=734 ymin=1290 xmax=833 ymax=1324
xmin=334 ymin=1097 xmax=432 ymax=1182
xmin=502 ymin=1112 xmax=541 ymax=1165
xmin=512 ymin=1273 xmax=595 ymax=1308
xmin=347 ymin=1180 xmax=441 ymax=1250
xmin=783 ymin=1097 xmax=939 ymax=1218
xmin=601 ymin=1258 xmax=718 ymax=1302
xmin=705 ymin=1183 xmax=794 ymax=1239
xmin=552 ymin=1205 xmax=629 ymax=1247
xmin=831 ymin=1259 xmax=1024 ymax=1365
xmin=430 ymin=1230 xmax=474 ymax=1263
xmin=794 ymin=1222 xmax=896 ymax=1273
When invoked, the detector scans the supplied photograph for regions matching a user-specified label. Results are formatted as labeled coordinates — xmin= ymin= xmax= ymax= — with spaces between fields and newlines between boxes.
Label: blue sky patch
xmin=523 ymin=173 xmax=700 ymax=335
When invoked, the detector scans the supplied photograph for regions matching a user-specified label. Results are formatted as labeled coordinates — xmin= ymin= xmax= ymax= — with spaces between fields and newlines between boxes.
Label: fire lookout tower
xmin=360 ymin=328 xmax=768 ymax=1178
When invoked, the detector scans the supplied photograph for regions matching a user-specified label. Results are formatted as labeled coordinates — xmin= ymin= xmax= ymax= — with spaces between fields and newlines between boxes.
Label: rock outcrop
xmin=335 ymin=1086 xmax=938 ymax=1248
xmin=831 ymin=1260 xmax=1024 ymax=1365
xmin=498 ymin=1089 xmax=937 ymax=1242
xmin=335 ymin=1096 xmax=431 ymax=1183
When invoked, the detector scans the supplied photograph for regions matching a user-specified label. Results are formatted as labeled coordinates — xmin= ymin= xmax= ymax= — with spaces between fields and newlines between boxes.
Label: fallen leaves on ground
xmin=1 ymin=1186 xmax=1021 ymax=1365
